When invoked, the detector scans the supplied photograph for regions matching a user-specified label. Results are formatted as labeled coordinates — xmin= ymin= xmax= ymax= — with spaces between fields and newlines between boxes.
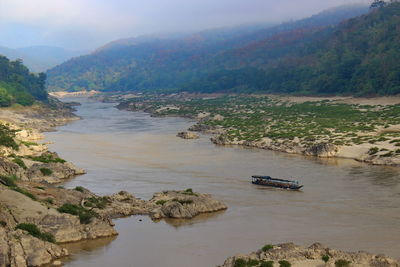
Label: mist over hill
xmin=47 ymin=3 xmax=395 ymax=96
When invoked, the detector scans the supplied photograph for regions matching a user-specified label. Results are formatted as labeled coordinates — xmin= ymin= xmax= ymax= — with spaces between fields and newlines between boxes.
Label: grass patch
xmin=28 ymin=154 xmax=66 ymax=164
xmin=260 ymin=261 xmax=274 ymax=267
xmin=247 ymin=259 xmax=260 ymax=266
xmin=44 ymin=198 xmax=54 ymax=204
xmin=57 ymin=203 xmax=98 ymax=224
xmin=12 ymin=158 xmax=27 ymax=169
xmin=262 ymin=244 xmax=274 ymax=252
xmin=181 ymin=188 xmax=198 ymax=196
xmin=40 ymin=168 xmax=53 ymax=176
xmin=279 ymin=260 xmax=291 ymax=267
xmin=156 ymin=200 xmax=168 ymax=205
xmin=234 ymin=259 xmax=246 ymax=267
xmin=20 ymin=141 xmax=38 ymax=147
xmin=84 ymin=196 xmax=110 ymax=209
xmin=335 ymin=259 xmax=351 ymax=267
xmin=368 ymin=147 xmax=379 ymax=155
xmin=0 ymin=124 xmax=19 ymax=150
xmin=15 ymin=223 xmax=55 ymax=243
xmin=0 ymin=175 xmax=37 ymax=200
xmin=74 ymin=186 xmax=85 ymax=192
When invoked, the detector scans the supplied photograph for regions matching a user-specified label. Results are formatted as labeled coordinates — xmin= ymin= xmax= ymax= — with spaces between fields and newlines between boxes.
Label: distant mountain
xmin=0 ymin=55 xmax=47 ymax=106
xmin=0 ymin=46 xmax=85 ymax=73
xmin=47 ymin=4 xmax=370 ymax=93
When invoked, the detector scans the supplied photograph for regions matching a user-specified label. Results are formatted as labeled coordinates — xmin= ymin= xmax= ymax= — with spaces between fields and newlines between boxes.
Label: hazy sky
xmin=0 ymin=0 xmax=369 ymax=50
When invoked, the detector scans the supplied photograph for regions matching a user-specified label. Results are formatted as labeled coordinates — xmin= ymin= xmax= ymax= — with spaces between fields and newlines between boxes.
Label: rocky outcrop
xmin=177 ymin=131 xmax=200 ymax=139
xmin=25 ymin=162 xmax=85 ymax=184
xmin=188 ymin=123 xmax=224 ymax=134
xmin=149 ymin=190 xmax=227 ymax=220
xmin=303 ymin=143 xmax=339 ymax=157
xmin=218 ymin=243 xmax=400 ymax=267
xmin=0 ymin=228 xmax=69 ymax=267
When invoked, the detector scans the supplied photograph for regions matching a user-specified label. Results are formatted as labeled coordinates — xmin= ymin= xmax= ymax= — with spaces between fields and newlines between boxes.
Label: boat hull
xmin=252 ymin=180 xmax=303 ymax=190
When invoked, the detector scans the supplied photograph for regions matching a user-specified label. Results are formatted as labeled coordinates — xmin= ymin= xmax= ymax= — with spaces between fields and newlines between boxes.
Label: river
xmin=45 ymin=98 xmax=400 ymax=267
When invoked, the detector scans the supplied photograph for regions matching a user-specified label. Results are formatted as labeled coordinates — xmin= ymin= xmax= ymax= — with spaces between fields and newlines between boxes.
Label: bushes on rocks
xmin=15 ymin=223 xmax=55 ymax=243
xmin=57 ymin=203 xmax=98 ymax=224
xmin=278 ymin=260 xmax=291 ymax=267
xmin=0 ymin=221 xmax=6 ymax=227
xmin=74 ymin=186 xmax=85 ymax=192
xmin=0 ymin=124 xmax=18 ymax=150
xmin=322 ymin=255 xmax=330 ymax=263
xmin=262 ymin=244 xmax=274 ymax=252
xmin=40 ymin=167 xmax=53 ymax=176
xmin=0 ymin=175 xmax=37 ymax=200
xmin=335 ymin=259 xmax=351 ymax=267
xmin=234 ymin=259 xmax=247 ymax=267
xmin=260 ymin=261 xmax=274 ymax=267
xmin=84 ymin=196 xmax=110 ymax=209
xmin=28 ymin=153 xmax=66 ymax=164
xmin=12 ymin=157 xmax=27 ymax=169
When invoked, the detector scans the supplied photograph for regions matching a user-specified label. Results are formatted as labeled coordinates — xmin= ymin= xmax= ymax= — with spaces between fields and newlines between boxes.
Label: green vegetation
xmin=246 ymin=259 xmax=260 ymax=266
xmin=40 ymin=168 xmax=53 ymax=176
xmin=57 ymin=203 xmax=98 ymax=224
xmin=120 ymin=95 xmax=400 ymax=155
xmin=74 ymin=186 xmax=85 ymax=192
xmin=259 ymin=261 xmax=274 ymax=267
xmin=335 ymin=259 xmax=351 ymax=267
xmin=48 ymin=4 xmax=400 ymax=96
xmin=278 ymin=260 xmax=291 ymax=267
xmin=0 ymin=124 xmax=18 ymax=150
xmin=84 ymin=196 xmax=109 ymax=209
xmin=0 ymin=175 xmax=37 ymax=200
xmin=0 ymin=56 xmax=47 ymax=106
xmin=322 ymin=255 xmax=330 ymax=263
xmin=20 ymin=141 xmax=38 ymax=147
xmin=0 ymin=221 xmax=6 ymax=227
xmin=44 ymin=198 xmax=54 ymax=204
xmin=262 ymin=244 xmax=274 ymax=252
xmin=28 ymin=154 xmax=66 ymax=163
xmin=234 ymin=259 xmax=247 ymax=267
xmin=181 ymin=188 xmax=198 ymax=196
xmin=12 ymin=158 xmax=27 ymax=169
xmin=156 ymin=200 xmax=168 ymax=205
xmin=15 ymin=223 xmax=55 ymax=243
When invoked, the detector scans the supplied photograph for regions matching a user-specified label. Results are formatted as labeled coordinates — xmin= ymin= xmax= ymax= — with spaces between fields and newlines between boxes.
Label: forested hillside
xmin=0 ymin=56 xmax=48 ymax=106
xmin=47 ymin=4 xmax=378 ymax=94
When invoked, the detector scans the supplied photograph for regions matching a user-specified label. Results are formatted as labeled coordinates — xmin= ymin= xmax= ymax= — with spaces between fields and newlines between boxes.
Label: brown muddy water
xmin=45 ymin=99 xmax=400 ymax=267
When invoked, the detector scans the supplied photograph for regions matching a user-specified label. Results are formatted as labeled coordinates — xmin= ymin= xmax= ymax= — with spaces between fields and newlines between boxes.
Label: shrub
xmin=0 ymin=221 xmax=6 ymax=227
xmin=15 ymin=223 xmax=55 ymax=243
xmin=335 ymin=259 xmax=351 ymax=267
xmin=156 ymin=200 xmax=167 ymax=205
xmin=279 ymin=260 xmax=291 ymax=267
xmin=247 ymin=259 xmax=260 ymax=266
xmin=0 ymin=175 xmax=37 ymax=200
xmin=262 ymin=244 xmax=274 ymax=252
xmin=322 ymin=255 xmax=330 ymax=263
xmin=57 ymin=203 xmax=97 ymax=224
xmin=45 ymin=198 xmax=54 ymax=204
xmin=40 ymin=168 xmax=53 ymax=176
xmin=74 ymin=186 xmax=85 ymax=192
xmin=12 ymin=158 xmax=27 ymax=169
xmin=181 ymin=188 xmax=197 ymax=196
xmin=172 ymin=198 xmax=193 ymax=205
xmin=0 ymin=124 xmax=19 ymax=150
xmin=0 ymin=175 xmax=17 ymax=187
xmin=260 ymin=261 xmax=274 ymax=267
xmin=234 ymin=259 xmax=246 ymax=267
xmin=28 ymin=154 xmax=66 ymax=164
xmin=368 ymin=147 xmax=379 ymax=155
xmin=34 ymin=186 xmax=45 ymax=190
xmin=84 ymin=196 xmax=109 ymax=209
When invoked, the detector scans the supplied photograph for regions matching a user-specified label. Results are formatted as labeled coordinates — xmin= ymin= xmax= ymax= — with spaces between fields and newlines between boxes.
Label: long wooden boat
xmin=251 ymin=175 xmax=303 ymax=190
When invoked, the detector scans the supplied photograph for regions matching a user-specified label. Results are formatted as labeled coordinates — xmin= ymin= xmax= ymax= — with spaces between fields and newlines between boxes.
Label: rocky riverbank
xmin=218 ymin=243 xmax=399 ymax=267
xmin=115 ymin=94 xmax=400 ymax=167
xmin=0 ymin=100 xmax=227 ymax=267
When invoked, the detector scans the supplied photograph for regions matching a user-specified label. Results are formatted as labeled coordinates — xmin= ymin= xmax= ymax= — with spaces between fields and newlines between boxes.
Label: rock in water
xmin=218 ymin=243 xmax=399 ymax=267
xmin=149 ymin=190 xmax=227 ymax=220
xmin=176 ymin=131 xmax=200 ymax=139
